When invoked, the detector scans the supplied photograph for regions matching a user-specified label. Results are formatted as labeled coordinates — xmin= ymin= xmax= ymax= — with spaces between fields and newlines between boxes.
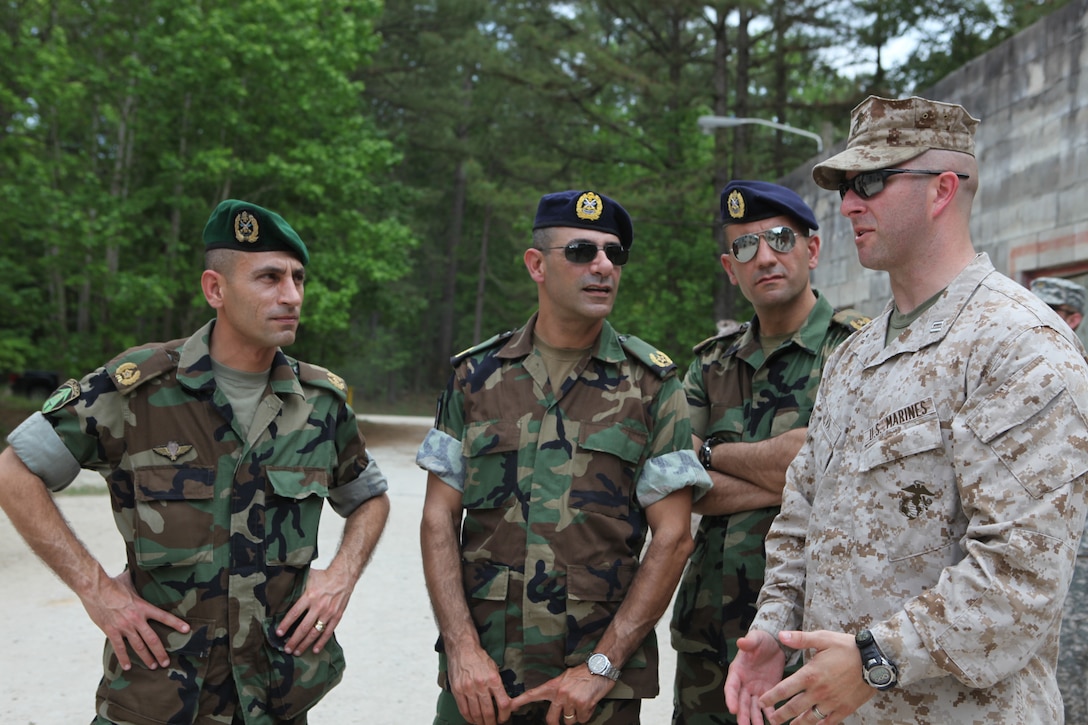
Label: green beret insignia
xmin=41 ymin=379 xmax=81 ymax=414
xmin=576 ymin=191 xmax=603 ymax=221
xmin=234 ymin=210 xmax=260 ymax=243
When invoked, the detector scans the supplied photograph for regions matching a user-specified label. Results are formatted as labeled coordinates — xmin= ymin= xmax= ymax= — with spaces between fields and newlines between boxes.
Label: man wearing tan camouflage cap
xmin=725 ymin=95 xmax=1088 ymax=724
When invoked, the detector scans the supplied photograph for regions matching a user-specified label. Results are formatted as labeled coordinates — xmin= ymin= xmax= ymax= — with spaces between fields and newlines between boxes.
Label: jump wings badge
xmin=234 ymin=210 xmax=260 ymax=243
xmin=576 ymin=191 xmax=603 ymax=221
xmin=152 ymin=441 xmax=194 ymax=461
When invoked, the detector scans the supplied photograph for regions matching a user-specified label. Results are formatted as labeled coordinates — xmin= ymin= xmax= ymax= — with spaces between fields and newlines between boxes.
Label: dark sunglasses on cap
xmin=730 ymin=226 xmax=798 ymax=264
xmin=547 ymin=240 xmax=630 ymax=266
xmin=838 ymin=168 xmax=970 ymax=200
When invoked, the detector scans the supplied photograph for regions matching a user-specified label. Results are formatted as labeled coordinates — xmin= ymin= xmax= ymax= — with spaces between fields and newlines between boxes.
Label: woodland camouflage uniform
xmin=8 ymin=320 xmax=386 ymax=724
xmin=416 ymin=313 xmax=710 ymax=724
xmin=669 ymin=293 xmax=866 ymax=723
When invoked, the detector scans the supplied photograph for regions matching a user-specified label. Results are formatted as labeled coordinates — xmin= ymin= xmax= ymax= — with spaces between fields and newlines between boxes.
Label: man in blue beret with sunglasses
xmin=669 ymin=180 xmax=867 ymax=724
xmin=726 ymin=96 xmax=1088 ymax=724
xmin=419 ymin=190 xmax=711 ymax=725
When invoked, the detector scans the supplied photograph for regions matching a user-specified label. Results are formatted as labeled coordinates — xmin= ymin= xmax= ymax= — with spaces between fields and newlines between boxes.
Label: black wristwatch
xmin=698 ymin=436 xmax=726 ymax=470
xmin=855 ymin=629 xmax=898 ymax=690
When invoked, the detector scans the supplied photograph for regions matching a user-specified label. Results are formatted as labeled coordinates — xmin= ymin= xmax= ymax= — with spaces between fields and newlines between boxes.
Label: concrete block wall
xmin=785 ymin=0 xmax=1088 ymax=322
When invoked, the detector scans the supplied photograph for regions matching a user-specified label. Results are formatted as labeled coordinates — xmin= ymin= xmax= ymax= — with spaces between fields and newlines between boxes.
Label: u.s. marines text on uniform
xmin=724 ymin=96 xmax=1088 ymax=724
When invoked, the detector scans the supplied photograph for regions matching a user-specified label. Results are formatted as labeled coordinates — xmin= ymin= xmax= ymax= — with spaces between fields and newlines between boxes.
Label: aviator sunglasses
xmin=730 ymin=226 xmax=798 ymax=264
xmin=547 ymin=240 xmax=630 ymax=266
xmin=838 ymin=168 xmax=970 ymax=200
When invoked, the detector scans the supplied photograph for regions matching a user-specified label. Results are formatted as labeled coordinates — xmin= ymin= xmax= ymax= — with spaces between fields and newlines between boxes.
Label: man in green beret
xmin=0 ymin=199 xmax=390 ymax=724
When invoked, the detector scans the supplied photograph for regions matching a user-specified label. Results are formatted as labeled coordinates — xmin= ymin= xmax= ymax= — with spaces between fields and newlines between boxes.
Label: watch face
xmin=868 ymin=665 xmax=894 ymax=686
xmin=587 ymin=653 xmax=606 ymax=673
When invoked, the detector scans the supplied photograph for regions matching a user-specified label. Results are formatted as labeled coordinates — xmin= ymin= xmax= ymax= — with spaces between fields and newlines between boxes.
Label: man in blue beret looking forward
xmin=0 ymin=200 xmax=390 ymax=724
xmin=725 ymin=96 xmax=1088 ymax=724
xmin=418 ymin=190 xmax=712 ymax=725
xmin=669 ymin=181 xmax=867 ymax=724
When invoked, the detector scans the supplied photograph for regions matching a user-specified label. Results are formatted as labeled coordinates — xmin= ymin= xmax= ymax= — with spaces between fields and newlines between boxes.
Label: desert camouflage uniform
xmin=416 ymin=313 xmax=710 ymax=724
xmin=753 ymin=254 xmax=1088 ymax=723
xmin=7 ymin=320 xmax=387 ymax=725
xmin=669 ymin=293 xmax=866 ymax=724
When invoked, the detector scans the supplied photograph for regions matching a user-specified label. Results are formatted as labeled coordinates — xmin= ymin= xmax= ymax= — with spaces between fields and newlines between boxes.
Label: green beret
xmin=202 ymin=199 xmax=310 ymax=265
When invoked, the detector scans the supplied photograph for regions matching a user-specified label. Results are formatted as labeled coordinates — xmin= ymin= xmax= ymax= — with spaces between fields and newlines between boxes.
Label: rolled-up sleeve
xmin=415 ymin=427 xmax=465 ymax=492
xmin=6 ymin=412 xmax=82 ymax=492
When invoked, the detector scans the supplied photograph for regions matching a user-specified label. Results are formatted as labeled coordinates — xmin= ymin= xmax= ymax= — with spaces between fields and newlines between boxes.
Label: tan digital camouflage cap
xmin=812 ymin=95 xmax=980 ymax=190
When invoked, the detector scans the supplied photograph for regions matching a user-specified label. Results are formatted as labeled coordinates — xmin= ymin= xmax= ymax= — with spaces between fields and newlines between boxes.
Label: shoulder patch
xmin=105 ymin=345 xmax=178 ymax=394
xmin=832 ymin=307 xmax=871 ymax=332
xmin=619 ymin=335 xmax=677 ymax=379
xmin=296 ymin=361 xmax=349 ymax=400
xmin=41 ymin=379 xmax=82 ymax=414
xmin=450 ymin=329 xmax=516 ymax=367
xmin=692 ymin=321 xmax=750 ymax=355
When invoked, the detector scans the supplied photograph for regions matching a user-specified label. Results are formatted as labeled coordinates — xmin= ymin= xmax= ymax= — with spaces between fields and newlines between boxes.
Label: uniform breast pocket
xmin=859 ymin=413 xmax=958 ymax=562
xmin=461 ymin=419 xmax=522 ymax=510
xmin=571 ymin=421 xmax=645 ymax=518
xmin=133 ymin=466 xmax=216 ymax=568
xmin=267 ymin=467 xmax=330 ymax=567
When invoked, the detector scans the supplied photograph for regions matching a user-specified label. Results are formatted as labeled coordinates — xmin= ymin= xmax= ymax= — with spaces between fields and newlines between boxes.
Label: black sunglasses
xmin=730 ymin=226 xmax=798 ymax=264
xmin=547 ymin=241 xmax=629 ymax=266
xmin=838 ymin=168 xmax=970 ymax=200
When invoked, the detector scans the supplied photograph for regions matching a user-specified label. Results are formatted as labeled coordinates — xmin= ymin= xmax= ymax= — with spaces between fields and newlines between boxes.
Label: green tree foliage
xmin=2 ymin=0 xmax=1066 ymax=406
xmin=0 ymin=0 xmax=413 ymax=380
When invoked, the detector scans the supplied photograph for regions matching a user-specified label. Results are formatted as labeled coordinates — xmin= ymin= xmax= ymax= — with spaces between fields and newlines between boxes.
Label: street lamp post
xmin=697 ymin=115 xmax=823 ymax=153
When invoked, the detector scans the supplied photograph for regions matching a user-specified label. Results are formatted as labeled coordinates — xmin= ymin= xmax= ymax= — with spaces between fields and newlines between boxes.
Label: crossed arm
xmin=692 ymin=428 xmax=805 ymax=516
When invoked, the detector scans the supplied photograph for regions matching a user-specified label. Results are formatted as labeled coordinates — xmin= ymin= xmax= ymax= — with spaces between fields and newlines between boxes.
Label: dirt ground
xmin=0 ymin=414 xmax=680 ymax=725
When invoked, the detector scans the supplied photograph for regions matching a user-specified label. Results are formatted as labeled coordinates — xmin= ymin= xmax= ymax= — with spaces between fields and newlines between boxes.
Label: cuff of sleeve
xmin=871 ymin=611 xmax=946 ymax=687
xmin=415 ymin=428 xmax=465 ymax=492
xmin=328 ymin=455 xmax=389 ymax=517
xmin=636 ymin=449 xmax=713 ymax=507
xmin=6 ymin=412 xmax=81 ymax=492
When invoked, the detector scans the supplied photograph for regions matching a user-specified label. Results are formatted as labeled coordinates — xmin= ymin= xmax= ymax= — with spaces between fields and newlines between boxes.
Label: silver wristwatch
xmin=586 ymin=652 xmax=621 ymax=681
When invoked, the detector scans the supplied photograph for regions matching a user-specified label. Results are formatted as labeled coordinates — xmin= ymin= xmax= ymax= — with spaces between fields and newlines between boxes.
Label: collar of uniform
xmin=176 ymin=319 xmax=303 ymax=397
xmin=498 ymin=312 xmax=625 ymax=365
xmin=862 ymin=253 xmax=992 ymax=367
xmin=735 ymin=292 xmax=834 ymax=362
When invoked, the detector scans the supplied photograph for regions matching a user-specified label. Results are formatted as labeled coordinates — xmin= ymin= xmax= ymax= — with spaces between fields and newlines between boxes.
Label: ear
xmin=525 ymin=248 xmax=547 ymax=283
xmin=201 ymin=269 xmax=225 ymax=309
xmin=720 ymin=253 xmax=739 ymax=286
xmin=807 ymin=234 xmax=822 ymax=270
xmin=931 ymin=172 xmax=961 ymax=218
xmin=1070 ymin=312 xmax=1084 ymax=331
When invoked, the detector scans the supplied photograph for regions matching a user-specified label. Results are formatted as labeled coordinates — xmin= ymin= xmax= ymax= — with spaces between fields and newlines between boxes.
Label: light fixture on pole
xmin=697 ymin=115 xmax=823 ymax=153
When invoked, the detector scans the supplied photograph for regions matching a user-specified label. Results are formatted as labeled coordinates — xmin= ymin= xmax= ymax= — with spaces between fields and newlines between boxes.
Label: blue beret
xmin=533 ymin=190 xmax=634 ymax=250
xmin=720 ymin=180 xmax=818 ymax=232
xmin=203 ymin=199 xmax=310 ymax=265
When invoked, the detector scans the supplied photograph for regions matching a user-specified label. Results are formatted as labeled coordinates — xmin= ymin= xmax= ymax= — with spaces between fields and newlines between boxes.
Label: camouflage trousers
xmin=671 ymin=651 xmax=732 ymax=725
xmin=91 ymin=715 xmax=306 ymax=724
xmin=1059 ymin=549 xmax=1088 ymax=725
xmin=435 ymin=689 xmax=642 ymax=725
